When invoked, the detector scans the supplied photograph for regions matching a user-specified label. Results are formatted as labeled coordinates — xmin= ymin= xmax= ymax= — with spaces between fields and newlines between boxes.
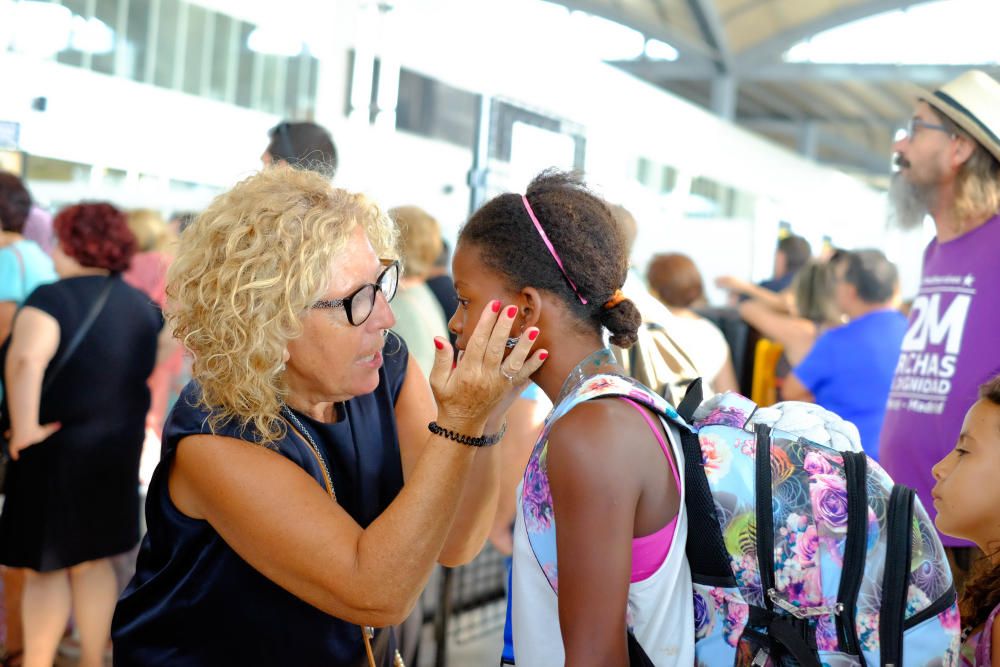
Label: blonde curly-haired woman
xmin=111 ymin=166 xmax=546 ymax=665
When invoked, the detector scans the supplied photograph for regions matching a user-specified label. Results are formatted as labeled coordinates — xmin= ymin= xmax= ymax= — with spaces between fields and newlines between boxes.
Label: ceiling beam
xmin=611 ymin=60 xmax=1000 ymax=84
xmin=736 ymin=0 xmax=920 ymax=67
xmin=685 ymin=0 xmax=732 ymax=72
xmin=748 ymin=120 xmax=892 ymax=174
xmin=609 ymin=58 xmax=717 ymax=81
xmin=740 ymin=117 xmax=896 ymax=131
xmin=736 ymin=62 xmax=1000 ymax=83
xmin=546 ymin=0 xmax=720 ymax=64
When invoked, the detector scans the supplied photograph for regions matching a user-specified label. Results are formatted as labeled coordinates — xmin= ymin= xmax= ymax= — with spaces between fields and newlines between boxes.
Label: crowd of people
xmin=0 ymin=69 xmax=997 ymax=666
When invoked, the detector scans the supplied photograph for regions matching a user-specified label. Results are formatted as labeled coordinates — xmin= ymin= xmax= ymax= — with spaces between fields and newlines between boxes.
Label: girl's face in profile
xmin=448 ymin=242 xmax=519 ymax=355
xmin=931 ymin=398 xmax=1000 ymax=546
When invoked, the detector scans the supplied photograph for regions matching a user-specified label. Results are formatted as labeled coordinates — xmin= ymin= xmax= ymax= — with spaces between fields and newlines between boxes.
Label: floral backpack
xmin=684 ymin=388 xmax=960 ymax=666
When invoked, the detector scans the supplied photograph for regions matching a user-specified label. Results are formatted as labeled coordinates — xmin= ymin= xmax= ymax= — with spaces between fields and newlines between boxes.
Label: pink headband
xmin=521 ymin=195 xmax=588 ymax=305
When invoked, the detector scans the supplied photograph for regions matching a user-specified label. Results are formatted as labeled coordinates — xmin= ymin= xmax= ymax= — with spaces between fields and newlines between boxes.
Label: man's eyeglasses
xmin=312 ymin=260 xmax=400 ymax=326
xmin=905 ymin=118 xmax=953 ymax=139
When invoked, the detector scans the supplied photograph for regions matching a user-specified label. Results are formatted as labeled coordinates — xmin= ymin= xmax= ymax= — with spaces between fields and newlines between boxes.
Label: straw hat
xmin=920 ymin=70 xmax=1000 ymax=162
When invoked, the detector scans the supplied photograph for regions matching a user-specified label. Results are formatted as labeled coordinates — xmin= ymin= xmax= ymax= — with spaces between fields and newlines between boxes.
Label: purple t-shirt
xmin=880 ymin=214 xmax=1000 ymax=547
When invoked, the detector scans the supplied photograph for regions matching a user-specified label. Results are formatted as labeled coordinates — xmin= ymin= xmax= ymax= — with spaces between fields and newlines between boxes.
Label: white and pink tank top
xmin=510 ymin=373 xmax=695 ymax=666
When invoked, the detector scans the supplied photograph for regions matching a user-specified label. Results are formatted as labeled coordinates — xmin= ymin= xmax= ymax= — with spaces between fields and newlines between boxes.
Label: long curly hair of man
xmin=936 ymin=113 xmax=1000 ymax=226
xmin=166 ymin=165 xmax=397 ymax=445
xmin=54 ymin=202 xmax=137 ymax=272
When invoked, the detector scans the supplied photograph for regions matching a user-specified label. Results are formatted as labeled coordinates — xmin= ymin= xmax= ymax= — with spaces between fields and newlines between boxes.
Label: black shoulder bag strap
xmin=1 ymin=277 xmax=113 ymax=463
xmin=41 ymin=276 xmax=115 ymax=394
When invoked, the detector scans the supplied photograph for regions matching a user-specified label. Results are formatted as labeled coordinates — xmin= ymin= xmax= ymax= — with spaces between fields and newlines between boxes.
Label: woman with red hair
xmin=0 ymin=203 xmax=163 ymax=667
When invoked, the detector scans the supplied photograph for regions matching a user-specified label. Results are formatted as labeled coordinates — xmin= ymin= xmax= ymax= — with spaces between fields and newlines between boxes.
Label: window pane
xmin=105 ymin=167 xmax=127 ymax=187
xmin=661 ymin=165 xmax=677 ymax=194
xmin=90 ymin=0 xmax=120 ymax=74
xmin=56 ymin=0 xmax=87 ymax=68
xmin=124 ymin=0 xmax=149 ymax=81
xmin=306 ymin=55 xmax=319 ymax=116
xmin=234 ymin=22 xmax=254 ymax=107
xmin=636 ymin=157 xmax=651 ymax=185
xmin=285 ymin=55 xmax=302 ymax=115
xmin=26 ymin=156 xmax=90 ymax=182
xmin=183 ymin=4 xmax=208 ymax=95
xmin=208 ymin=13 xmax=234 ymax=101
xmin=153 ymin=0 xmax=179 ymax=88
xmin=260 ymin=54 xmax=279 ymax=113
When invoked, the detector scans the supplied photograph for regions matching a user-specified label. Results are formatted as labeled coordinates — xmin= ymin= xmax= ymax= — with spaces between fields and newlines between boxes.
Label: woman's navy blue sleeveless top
xmin=112 ymin=343 xmax=409 ymax=666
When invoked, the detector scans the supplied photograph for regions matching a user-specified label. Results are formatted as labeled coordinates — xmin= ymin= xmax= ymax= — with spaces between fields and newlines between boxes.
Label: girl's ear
xmin=519 ymin=287 xmax=543 ymax=329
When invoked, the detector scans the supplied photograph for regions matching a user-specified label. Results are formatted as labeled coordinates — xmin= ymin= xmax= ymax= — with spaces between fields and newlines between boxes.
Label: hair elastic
xmin=521 ymin=195 xmax=588 ymax=305
xmin=603 ymin=289 xmax=626 ymax=310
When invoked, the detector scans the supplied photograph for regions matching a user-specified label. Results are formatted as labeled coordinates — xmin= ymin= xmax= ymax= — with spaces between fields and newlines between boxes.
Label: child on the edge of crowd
xmin=932 ymin=373 xmax=1000 ymax=665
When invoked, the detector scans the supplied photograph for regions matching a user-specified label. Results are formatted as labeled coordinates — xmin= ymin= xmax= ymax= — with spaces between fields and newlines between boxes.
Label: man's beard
xmin=888 ymin=168 xmax=934 ymax=231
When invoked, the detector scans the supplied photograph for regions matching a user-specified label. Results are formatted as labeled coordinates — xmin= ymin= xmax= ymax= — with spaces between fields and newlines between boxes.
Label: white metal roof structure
xmin=545 ymin=0 xmax=1000 ymax=186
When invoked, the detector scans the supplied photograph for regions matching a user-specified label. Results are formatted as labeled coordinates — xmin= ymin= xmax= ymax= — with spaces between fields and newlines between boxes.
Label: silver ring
xmin=500 ymin=368 xmax=516 ymax=382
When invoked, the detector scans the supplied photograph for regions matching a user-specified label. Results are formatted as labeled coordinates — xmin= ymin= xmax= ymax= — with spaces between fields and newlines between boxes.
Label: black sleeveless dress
xmin=0 ymin=275 xmax=161 ymax=571
xmin=111 ymin=341 xmax=409 ymax=666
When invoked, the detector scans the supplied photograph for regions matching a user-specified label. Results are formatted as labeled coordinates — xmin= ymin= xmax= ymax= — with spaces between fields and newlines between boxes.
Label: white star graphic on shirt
xmin=963 ymin=274 xmax=975 ymax=287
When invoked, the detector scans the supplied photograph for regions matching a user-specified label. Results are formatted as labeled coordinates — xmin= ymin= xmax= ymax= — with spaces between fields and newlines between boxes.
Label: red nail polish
xmin=506 ymin=306 xmax=517 ymax=318
xmin=434 ymin=338 xmax=444 ymax=350
xmin=527 ymin=329 xmax=539 ymax=341
xmin=538 ymin=352 xmax=548 ymax=360
xmin=491 ymin=300 xmax=501 ymax=313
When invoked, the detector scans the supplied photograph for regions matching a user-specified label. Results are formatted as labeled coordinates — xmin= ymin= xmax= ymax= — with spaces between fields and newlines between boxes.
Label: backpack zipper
xmin=903 ymin=585 xmax=957 ymax=631
xmin=836 ymin=451 xmax=868 ymax=660
xmin=880 ymin=485 xmax=914 ymax=667
xmin=755 ymin=423 xmax=775 ymax=610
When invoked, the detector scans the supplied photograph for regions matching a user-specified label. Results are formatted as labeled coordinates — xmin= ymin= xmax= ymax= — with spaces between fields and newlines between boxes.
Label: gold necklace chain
xmin=281 ymin=405 xmax=336 ymax=500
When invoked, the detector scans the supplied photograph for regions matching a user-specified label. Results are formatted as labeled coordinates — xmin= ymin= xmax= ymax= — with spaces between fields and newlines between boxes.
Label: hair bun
xmin=598 ymin=297 xmax=641 ymax=348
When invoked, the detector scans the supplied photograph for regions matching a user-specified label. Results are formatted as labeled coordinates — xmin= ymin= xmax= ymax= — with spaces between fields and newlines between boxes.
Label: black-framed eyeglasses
xmin=906 ymin=118 xmax=953 ymax=139
xmin=312 ymin=260 xmax=399 ymax=326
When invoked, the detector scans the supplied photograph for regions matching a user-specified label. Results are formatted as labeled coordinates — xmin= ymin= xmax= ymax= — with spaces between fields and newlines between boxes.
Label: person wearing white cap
xmin=881 ymin=69 xmax=1000 ymax=585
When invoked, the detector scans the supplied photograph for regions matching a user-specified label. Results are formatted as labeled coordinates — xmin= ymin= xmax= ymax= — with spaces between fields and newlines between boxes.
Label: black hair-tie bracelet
xmin=427 ymin=421 xmax=507 ymax=447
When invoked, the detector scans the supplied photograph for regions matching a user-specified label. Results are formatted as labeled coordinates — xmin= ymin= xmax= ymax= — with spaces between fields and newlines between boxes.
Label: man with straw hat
xmin=881 ymin=69 xmax=1000 ymax=583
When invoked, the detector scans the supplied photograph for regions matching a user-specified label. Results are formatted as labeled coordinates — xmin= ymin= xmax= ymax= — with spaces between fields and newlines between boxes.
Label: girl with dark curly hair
xmin=449 ymin=171 xmax=694 ymax=665
xmin=0 ymin=202 xmax=164 ymax=667
xmin=932 ymin=373 xmax=1000 ymax=665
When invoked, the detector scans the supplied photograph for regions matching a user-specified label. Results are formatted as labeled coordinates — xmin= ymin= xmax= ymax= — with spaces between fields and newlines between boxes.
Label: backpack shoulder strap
xmin=676 ymin=378 xmax=703 ymax=423
xmin=42 ymin=277 xmax=114 ymax=395
xmin=543 ymin=373 xmax=694 ymax=438
xmin=571 ymin=373 xmax=693 ymax=431
xmin=691 ymin=391 xmax=759 ymax=430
